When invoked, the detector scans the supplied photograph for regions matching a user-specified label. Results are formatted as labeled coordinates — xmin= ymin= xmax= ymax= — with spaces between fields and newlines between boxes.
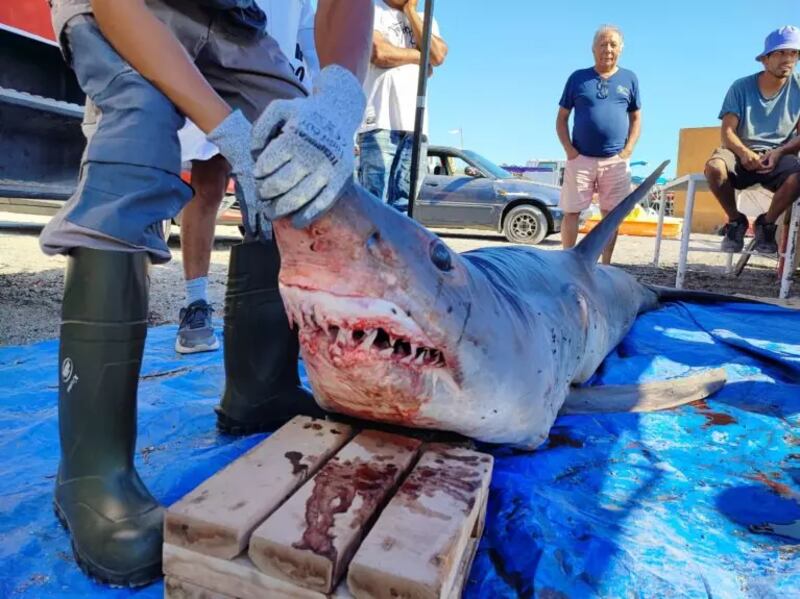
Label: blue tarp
xmin=1 ymin=301 xmax=799 ymax=598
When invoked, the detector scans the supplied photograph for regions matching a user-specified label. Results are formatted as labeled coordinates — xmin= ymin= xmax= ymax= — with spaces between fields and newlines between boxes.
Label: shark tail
xmin=559 ymin=367 xmax=726 ymax=414
xmin=574 ymin=160 xmax=670 ymax=265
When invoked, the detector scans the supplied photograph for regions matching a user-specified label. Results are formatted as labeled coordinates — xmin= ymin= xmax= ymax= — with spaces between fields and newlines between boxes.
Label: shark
xmin=272 ymin=161 xmax=727 ymax=448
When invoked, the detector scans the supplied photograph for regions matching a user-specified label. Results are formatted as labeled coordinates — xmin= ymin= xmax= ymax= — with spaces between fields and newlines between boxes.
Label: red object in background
xmin=0 ymin=0 xmax=56 ymax=41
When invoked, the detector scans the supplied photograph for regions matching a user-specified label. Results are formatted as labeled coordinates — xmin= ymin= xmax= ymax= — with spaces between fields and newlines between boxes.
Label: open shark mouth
xmin=280 ymin=286 xmax=448 ymax=370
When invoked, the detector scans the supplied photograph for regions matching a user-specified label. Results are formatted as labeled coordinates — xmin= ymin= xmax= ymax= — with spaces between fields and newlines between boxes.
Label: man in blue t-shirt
xmin=556 ymin=24 xmax=641 ymax=264
xmin=705 ymin=26 xmax=800 ymax=254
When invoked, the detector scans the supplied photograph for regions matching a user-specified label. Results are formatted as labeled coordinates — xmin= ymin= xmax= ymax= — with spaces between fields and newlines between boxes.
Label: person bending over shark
xmin=41 ymin=0 xmax=371 ymax=587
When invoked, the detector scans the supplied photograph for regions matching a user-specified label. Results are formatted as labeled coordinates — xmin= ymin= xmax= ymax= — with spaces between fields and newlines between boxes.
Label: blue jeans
xmin=357 ymin=129 xmax=427 ymax=212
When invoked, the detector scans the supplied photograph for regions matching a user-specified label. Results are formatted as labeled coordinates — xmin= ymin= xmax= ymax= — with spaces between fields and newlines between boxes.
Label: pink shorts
xmin=559 ymin=154 xmax=632 ymax=213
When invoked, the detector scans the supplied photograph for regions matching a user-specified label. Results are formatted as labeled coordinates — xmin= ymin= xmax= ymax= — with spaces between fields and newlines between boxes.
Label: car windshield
xmin=461 ymin=150 xmax=514 ymax=180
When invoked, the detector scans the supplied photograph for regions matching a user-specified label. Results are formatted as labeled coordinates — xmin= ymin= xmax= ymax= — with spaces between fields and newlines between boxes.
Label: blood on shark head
xmin=274 ymin=183 xmax=471 ymax=426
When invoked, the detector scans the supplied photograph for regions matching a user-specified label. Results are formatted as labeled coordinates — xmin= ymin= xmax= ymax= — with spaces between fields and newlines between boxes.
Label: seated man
xmin=705 ymin=26 xmax=800 ymax=254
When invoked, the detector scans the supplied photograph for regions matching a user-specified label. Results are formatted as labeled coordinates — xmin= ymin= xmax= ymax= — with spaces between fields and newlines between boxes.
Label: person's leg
xmin=755 ymin=163 xmax=800 ymax=253
xmin=56 ymin=249 xmax=161 ymax=586
xmin=388 ymin=131 xmax=427 ymax=213
xmin=704 ymin=148 xmax=748 ymax=252
xmin=561 ymin=213 xmax=581 ymax=248
xmin=198 ymin=16 xmax=325 ymax=433
xmin=357 ymin=129 xmax=396 ymax=203
xmin=704 ymin=160 xmax=740 ymax=220
xmin=415 ymin=136 xmax=430 ymax=209
xmin=596 ymin=155 xmax=632 ymax=264
xmin=40 ymin=15 xmax=190 ymax=586
xmin=388 ymin=131 xmax=410 ymax=212
xmin=217 ymin=237 xmax=326 ymax=434
xmin=765 ymin=176 xmax=800 ymax=224
xmin=175 ymin=154 xmax=229 ymax=353
xmin=182 ymin=158 xmax=227 ymax=282
xmin=559 ymin=155 xmax=595 ymax=249
xmin=597 ymin=208 xmax=618 ymax=264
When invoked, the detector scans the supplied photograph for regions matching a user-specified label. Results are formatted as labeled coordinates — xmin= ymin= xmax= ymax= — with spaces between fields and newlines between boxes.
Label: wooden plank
xmin=165 ymin=416 xmax=354 ymax=559
xmin=249 ymin=430 xmax=422 ymax=593
xmin=469 ymin=481 xmax=490 ymax=541
xmin=446 ymin=491 xmax=489 ymax=599
xmin=165 ymin=575 xmax=234 ymax=599
xmin=346 ymin=445 xmax=493 ymax=599
xmin=163 ymin=543 xmax=325 ymax=599
xmin=445 ymin=538 xmax=478 ymax=599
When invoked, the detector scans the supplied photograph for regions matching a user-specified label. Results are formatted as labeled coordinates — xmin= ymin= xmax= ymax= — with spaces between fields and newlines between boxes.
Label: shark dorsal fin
xmin=574 ymin=160 xmax=670 ymax=264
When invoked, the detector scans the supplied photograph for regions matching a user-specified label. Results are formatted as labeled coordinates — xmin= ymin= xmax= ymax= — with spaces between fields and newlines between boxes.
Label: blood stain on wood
xmin=284 ymin=451 xmax=308 ymax=476
xmin=293 ymin=459 xmax=398 ymax=562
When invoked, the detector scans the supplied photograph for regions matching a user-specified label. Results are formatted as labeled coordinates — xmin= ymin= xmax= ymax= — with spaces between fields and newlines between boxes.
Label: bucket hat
xmin=756 ymin=26 xmax=800 ymax=60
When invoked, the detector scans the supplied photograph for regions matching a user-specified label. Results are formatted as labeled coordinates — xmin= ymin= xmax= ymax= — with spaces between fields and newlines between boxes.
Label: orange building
xmin=674 ymin=126 xmax=728 ymax=233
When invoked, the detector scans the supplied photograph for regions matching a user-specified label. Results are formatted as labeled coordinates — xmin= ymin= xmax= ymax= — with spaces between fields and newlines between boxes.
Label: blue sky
xmin=420 ymin=0 xmax=799 ymax=178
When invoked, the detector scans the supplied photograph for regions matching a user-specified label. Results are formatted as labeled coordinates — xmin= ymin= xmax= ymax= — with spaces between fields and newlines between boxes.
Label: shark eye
xmin=430 ymin=242 xmax=453 ymax=272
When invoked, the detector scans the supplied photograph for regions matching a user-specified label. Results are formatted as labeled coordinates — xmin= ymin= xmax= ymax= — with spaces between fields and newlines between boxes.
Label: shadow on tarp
xmin=0 ymin=301 xmax=798 ymax=598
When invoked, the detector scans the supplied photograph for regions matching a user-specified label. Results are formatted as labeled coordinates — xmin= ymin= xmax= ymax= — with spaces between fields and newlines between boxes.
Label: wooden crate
xmin=163 ymin=416 xmax=493 ymax=598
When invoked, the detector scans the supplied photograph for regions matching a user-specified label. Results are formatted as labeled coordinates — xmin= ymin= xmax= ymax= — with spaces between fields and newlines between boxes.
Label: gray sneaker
xmin=175 ymin=300 xmax=220 ymax=354
xmin=753 ymin=214 xmax=778 ymax=254
xmin=720 ymin=216 xmax=748 ymax=253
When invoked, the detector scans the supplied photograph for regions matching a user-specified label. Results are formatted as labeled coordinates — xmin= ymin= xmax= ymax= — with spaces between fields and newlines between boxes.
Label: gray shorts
xmin=40 ymin=0 xmax=305 ymax=263
xmin=707 ymin=146 xmax=800 ymax=193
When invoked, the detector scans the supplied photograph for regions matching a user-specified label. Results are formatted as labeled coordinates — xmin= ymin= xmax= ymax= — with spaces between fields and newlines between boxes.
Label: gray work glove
xmin=207 ymin=110 xmax=271 ymax=241
xmin=251 ymin=65 xmax=366 ymax=228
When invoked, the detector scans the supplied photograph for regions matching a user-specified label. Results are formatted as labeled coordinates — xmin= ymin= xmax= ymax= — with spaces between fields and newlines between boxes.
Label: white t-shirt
xmin=260 ymin=0 xmax=317 ymax=90
xmin=359 ymin=2 xmax=441 ymax=135
xmin=179 ymin=0 xmax=318 ymax=163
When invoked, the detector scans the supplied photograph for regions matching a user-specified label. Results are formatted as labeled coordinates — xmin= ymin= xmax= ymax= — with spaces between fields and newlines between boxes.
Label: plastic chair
xmin=654 ymin=174 xmax=799 ymax=299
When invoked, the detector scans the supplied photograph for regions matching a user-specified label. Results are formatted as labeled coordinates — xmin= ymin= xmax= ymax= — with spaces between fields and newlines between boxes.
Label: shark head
xmin=273 ymin=182 xmax=555 ymax=445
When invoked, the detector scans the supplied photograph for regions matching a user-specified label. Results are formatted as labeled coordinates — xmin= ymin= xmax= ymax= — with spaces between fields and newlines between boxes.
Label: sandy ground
xmin=1 ymin=210 xmax=797 ymax=346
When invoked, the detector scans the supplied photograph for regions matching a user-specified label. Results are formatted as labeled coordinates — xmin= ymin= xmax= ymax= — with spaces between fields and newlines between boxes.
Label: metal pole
xmin=653 ymin=185 xmax=666 ymax=266
xmin=676 ymin=177 xmax=696 ymax=289
xmin=779 ymin=199 xmax=800 ymax=299
xmin=407 ymin=0 xmax=434 ymax=220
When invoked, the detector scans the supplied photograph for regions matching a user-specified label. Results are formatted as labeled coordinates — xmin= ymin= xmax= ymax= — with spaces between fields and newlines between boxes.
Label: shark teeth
xmin=313 ymin=324 xmax=446 ymax=368
xmin=281 ymin=286 xmax=432 ymax=341
xmin=281 ymin=286 xmax=447 ymax=369
xmin=360 ymin=329 xmax=378 ymax=350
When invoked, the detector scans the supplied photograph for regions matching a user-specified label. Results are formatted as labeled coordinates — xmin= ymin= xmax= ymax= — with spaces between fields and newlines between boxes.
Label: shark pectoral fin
xmin=751 ymin=520 xmax=800 ymax=541
xmin=559 ymin=368 xmax=727 ymax=414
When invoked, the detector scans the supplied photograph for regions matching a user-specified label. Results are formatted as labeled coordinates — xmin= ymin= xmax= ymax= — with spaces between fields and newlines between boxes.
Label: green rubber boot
xmin=216 ymin=240 xmax=325 ymax=435
xmin=54 ymin=248 xmax=163 ymax=587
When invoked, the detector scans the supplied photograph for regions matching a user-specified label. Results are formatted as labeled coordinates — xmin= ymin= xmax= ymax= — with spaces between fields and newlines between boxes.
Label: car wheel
xmin=503 ymin=205 xmax=548 ymax=245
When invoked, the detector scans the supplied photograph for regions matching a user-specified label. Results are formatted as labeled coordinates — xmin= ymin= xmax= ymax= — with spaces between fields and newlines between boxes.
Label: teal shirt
xmin=719 ymin=72 xmax=800 ymax=152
